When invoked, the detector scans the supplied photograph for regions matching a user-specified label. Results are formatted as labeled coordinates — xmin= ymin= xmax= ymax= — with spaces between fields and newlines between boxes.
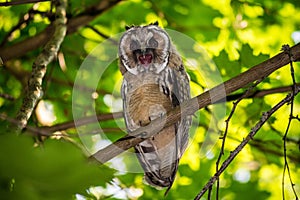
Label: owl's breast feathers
xmin=122 ymin=70 xmax=186 ymax=191
xmin=128 ymin=83 xmax=172 ymax=126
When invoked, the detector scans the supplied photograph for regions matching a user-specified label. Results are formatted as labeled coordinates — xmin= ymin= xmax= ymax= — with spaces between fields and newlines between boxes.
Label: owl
xmin=118 ymin=22 xmax=191 ymax=194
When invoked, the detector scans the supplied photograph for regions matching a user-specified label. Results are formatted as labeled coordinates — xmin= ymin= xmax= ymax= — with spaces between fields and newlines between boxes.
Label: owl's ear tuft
xmin=125 ymin=25 xmax=134 ymax=30
xmin=150 ymin=21 xmax=159 ymax=26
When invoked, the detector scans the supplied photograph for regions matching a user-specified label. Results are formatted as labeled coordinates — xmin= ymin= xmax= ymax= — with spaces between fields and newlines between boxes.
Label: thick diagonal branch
xmin=15 ymin=0 xmax=67 ymax=130
xmin=91 ymin=43 xmax=300 ymax=164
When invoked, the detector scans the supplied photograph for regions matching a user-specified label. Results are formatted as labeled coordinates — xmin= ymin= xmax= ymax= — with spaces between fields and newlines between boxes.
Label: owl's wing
xmin=156 ymin=63 xmax=192 ymax=194
xmin=166 ymin=51 xmax=192 ymax=159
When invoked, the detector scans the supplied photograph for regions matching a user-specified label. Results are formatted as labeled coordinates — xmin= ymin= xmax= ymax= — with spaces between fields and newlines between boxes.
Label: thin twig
xmin=291 ymin=115 xmax=300 ymax=122
xmin=87 ymin=25 xmax=118 ymax=45
xmin=0 ymin=93 xmax=15 ymax=101
xmin=2 ymin=110 xmax=123 ymax=137
xmin=15 ymin=0 xmax=67 ymax=130
xmin=281 ymin=44 xmax=299 ymax=200
xmin=215 ymin=78 xmax=263 ymax=200
xmin=250 ymin=139 xmax=300 ymax=163
xmin=1 ymin=113 xmax=54 ymax=136
xmin=194 ymin=86 xmax=300 ymax=200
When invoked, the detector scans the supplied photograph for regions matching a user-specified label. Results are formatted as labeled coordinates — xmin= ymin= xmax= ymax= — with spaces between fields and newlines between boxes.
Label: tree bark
xmin=15 ymin=0 xmax=67 ymax=130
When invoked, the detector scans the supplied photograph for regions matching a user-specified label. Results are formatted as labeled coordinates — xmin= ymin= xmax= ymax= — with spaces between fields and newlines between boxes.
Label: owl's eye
xmin=130 ymin=40 xmax=140 ymax=50
xmin=148 ymin=37 xmax=158 ymax=48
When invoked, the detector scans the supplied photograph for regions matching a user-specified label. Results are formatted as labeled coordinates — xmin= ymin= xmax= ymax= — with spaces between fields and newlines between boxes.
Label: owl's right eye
xmin=130 ymin=40 xmax=140 ymax=50
xmin=148 ymin=37 xmax=158 ymax=48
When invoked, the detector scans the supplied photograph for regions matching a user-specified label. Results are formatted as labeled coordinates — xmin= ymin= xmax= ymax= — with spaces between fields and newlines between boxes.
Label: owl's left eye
xmin=130 ymin=40 xmax=140 ymax=50
xmin=148 ymin=37 xmax=158 ymax=48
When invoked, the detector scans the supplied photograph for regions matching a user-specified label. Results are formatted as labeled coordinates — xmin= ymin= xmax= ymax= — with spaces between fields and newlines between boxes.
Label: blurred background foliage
xmin=0 ymin=0 xmax=300 ymax=199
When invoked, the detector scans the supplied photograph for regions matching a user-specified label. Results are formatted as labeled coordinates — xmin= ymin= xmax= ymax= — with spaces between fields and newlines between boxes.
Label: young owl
xmin=118 ymin=22 xmax=191 ymax=194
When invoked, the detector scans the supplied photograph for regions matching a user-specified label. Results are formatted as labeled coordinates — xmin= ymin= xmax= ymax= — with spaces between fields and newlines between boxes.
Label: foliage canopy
xmin=0 ymin=0 xmax=300 ymax=199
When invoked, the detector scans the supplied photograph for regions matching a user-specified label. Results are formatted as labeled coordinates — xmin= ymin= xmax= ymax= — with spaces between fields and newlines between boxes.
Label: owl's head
xmin=119 ymin=22 xmax=171 ymax=75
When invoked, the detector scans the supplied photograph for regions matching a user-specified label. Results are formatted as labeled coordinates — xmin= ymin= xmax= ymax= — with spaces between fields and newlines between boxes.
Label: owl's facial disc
xmin=130 ymin=37 xmax=156 ymax=67
xmin=119 ymin=25 xmax=171 ymax=74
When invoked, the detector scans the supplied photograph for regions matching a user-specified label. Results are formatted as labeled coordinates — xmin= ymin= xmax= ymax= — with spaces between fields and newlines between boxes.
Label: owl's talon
xmin=139 ymin=119 xmax=151 ymax=126
xmin=160 ymin=113 xmax=164 ymax=119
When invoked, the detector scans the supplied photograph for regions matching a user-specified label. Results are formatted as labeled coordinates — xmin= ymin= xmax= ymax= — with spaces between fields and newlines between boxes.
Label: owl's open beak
xmin=139 ymin=53 xmax=153 ymax=65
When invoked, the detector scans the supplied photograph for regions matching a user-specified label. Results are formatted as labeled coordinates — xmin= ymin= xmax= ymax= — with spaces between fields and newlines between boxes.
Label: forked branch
xmin=194 ymin=86 xmax=300 ymax=199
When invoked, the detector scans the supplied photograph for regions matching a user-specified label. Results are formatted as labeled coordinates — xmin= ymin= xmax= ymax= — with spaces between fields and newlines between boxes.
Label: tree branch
xmin=0 ymin=0 xmax=50 ymax=7
xmin=91 ymin=43 xmax=300 ymax=164
xmin=41 ymin=111 xmax=123 ymax=133
xmin=226 ymin=83 xmax=300 ymax=100
xmin=0 ymin=93 xmax=15 ymax=101
xmin=0 ymin=0 xmax=122 ymax=63
xmin=86 ymin=25 xmax=119 ymax=45
xmin=15 ymin=0 xmax=67 ymax=130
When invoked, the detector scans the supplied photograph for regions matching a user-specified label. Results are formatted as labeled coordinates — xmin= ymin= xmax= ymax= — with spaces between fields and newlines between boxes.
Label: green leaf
xmin=240 ymin=44 xmax=269 ymax=69
xmin=213 ymin=50 xmax=241 ymax=78
xmin=0 ymin=134 xmax=113 ymax=200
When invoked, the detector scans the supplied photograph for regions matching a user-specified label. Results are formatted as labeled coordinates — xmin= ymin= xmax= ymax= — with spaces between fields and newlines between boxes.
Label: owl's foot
xmin=139 ymin=119 xmax=151 ymax=127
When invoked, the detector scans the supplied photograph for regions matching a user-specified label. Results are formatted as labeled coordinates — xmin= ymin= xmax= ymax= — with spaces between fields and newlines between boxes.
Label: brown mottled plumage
xmin=119 ymin=22 xmax=191 ymax=194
